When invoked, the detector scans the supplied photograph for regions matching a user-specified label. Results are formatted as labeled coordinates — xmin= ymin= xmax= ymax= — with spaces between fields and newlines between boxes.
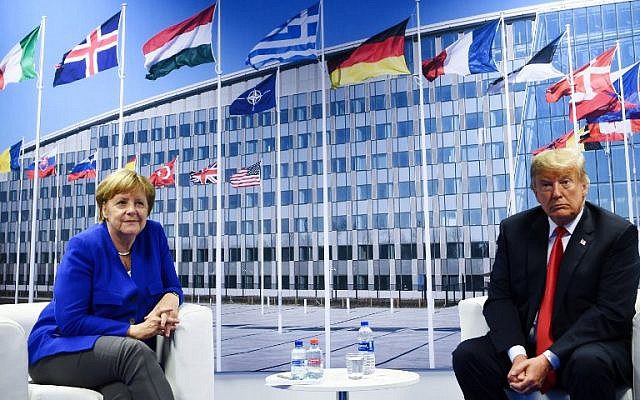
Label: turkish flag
xmin=149 ymin=158 xmax=176 ymax=188
xmin=546 ymin=46 xmax=618 ymax=121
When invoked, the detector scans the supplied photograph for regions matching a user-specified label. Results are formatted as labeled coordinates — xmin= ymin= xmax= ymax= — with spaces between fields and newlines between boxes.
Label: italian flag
xmin=142 ymin=5 xmax=215 ymax=80
xmin=0 ymin=25 xmax=40 ymax=90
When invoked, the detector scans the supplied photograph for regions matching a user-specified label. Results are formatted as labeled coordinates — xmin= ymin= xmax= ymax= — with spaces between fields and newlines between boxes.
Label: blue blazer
xmin=28 ymin=220 xmax=183 ymax=365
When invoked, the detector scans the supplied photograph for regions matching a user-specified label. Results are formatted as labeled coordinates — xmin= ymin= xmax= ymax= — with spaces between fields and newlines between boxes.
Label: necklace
xmin=118 ymin=250 xmax=131 ymax=256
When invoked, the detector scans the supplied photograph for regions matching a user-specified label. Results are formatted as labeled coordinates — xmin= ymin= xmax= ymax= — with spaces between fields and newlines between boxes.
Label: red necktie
xmin=536 ymin=226 xmax=567 ymax=393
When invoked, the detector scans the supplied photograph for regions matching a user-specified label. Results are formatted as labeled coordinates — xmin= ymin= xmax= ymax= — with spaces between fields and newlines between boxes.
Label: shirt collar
xmin=547 ymin=205 xmax=584 ymax=240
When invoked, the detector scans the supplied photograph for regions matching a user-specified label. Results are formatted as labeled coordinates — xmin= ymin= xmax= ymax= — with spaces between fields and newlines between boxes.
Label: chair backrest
xmin=0 ymin=302 xmax=49 ymax=337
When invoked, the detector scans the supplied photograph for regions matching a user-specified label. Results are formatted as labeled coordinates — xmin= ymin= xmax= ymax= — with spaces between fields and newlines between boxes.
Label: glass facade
xmin=1 ymin=0 xmax=639 ymax=371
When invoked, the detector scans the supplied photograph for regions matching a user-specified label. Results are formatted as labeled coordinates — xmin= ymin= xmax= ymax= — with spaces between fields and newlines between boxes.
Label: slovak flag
xmin=68 ymin=153 xmax=97 ymax=182
xmin=422 ymin=19 xmax=499 ymax=82
xmin=26 ymin=153 xmax=56 ymax=180
xmin=149 ymin=158 xmax=176 ymax=188
xmin=53 ymin=11 xmax=121 ymax=87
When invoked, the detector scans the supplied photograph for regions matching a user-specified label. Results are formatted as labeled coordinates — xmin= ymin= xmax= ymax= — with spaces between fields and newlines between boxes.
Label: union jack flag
xmin=190 ymin=163 xmax=218 ymax=185
xmin=53 ymin=11 xmax=120 ymax=87
xmin=230 ymin=161 xmax=261 ymax=188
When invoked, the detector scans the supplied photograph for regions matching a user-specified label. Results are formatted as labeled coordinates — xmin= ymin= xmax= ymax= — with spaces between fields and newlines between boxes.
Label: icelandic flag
xmin=26 ymin=153 xmax=56 ymax=180
xmin=246 ymin=2 xmax=319 ymax=69
xmin=422 ymin=19 xmax=499 ymax=82
xmin=68 ymin=153 xmax=97 ymax=182
xmin=53 ymin=12 xmax=120 ymax=87
xmin=229 ymin=73 xmax=276 ymax=115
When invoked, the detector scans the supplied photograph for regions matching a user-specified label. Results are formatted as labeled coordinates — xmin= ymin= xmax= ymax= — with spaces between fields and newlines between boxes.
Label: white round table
xmin=265 ymin=368 xmax=420 ymax=400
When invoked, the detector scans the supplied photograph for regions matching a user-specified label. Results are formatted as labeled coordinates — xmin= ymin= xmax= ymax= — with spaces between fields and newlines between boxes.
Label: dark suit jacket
xmin=28 ymin=220 xmax=183 ymax=365
xmin=484 ymin=201 xmax=640 ymax=363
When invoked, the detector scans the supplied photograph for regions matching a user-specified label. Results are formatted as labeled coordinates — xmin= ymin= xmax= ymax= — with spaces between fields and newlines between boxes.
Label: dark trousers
xmin=29 ymin=336 xmax=175 ymax=400
xmin=452 ymin=334 xmax=632 ymax=400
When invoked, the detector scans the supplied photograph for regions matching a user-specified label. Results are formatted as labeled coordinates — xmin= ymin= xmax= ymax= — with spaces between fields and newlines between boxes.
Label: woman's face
xmin=102 ymin=189 xmax=149 ymax=239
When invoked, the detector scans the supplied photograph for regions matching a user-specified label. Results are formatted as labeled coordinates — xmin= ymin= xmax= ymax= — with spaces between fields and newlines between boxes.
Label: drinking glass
xmin=345 ymin=352 xmax=364 ymax=379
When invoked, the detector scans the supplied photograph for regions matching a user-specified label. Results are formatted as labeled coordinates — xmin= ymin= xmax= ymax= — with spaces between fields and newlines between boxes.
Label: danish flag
xmin=546 ymin=46 xmax=618 ymax=122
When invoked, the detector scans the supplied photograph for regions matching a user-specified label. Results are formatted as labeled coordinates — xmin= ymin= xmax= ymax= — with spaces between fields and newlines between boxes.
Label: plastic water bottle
xmin=357 ymin=321 xmax=375 ymax=375
xmin=291 ymin=340 xmax=307 ymax=380
xmin=306 ymin=337 xmax=323 ymax=379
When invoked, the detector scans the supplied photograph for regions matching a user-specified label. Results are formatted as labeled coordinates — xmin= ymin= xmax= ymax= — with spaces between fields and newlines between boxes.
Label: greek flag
xmin=246 ymin=2 xmax=319 ymax=69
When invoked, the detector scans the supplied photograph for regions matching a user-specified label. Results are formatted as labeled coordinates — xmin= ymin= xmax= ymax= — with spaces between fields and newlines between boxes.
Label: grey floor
xmin=209 ymin=302 xmax=461 ymax=372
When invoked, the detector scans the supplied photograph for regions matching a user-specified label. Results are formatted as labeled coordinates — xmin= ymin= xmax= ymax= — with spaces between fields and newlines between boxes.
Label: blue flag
xmin=229 ymin=74 xmax=276 ymax=115
xmin=53 ymin=12 xmax=120 ymax=87
xmin=246 ymin=3 xmax=319 ymax=69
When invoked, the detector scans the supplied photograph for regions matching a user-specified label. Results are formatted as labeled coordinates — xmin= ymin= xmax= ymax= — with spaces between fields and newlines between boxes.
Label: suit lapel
xmin=554 ymin=206 xmax=594 ymax=313
xmin=527 ymin=211 xmax=551 ymax=325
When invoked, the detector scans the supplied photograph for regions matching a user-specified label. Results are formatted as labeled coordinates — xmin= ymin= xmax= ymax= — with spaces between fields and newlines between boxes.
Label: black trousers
xmin=452 ymin=334 xmax=632 ymax=400
xmin=29 ymin=336 xmax=175 ymax=400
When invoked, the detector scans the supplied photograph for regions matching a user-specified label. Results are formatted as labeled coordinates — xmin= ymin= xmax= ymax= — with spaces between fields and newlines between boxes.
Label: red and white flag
xmin=546 ymin=47 xmax=618 ymax=121
xmin=230 ymin=161 xmax=261 ymax=189
xmin=149 ymin=158 xmax=176 ymax=187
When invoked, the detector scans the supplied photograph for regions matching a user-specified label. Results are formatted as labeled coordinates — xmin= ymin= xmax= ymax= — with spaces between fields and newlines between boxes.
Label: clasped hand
xmin=507 ymin=354 xmax=551 ymax=394
xmin=128 ymin=306 xmax=180 ymax=340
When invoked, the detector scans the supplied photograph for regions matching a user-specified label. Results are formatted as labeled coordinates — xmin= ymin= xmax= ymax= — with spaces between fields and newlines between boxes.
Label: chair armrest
xmin=0 ymin=316 xmax=29 ymax=400
xmin=633 ymin=311 xmax=640 ymax=400
xmin=458 ymin=296 xmax=489 ymax=342
xmin=159 ymin=303 xmax=214 ymax=400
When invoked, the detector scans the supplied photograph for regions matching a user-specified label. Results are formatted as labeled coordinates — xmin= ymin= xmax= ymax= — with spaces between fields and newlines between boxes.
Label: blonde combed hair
xmin=530 ymin=148 xmax=590 ymax=189
xmin=96 ymin=169 xmax=155 ymax=221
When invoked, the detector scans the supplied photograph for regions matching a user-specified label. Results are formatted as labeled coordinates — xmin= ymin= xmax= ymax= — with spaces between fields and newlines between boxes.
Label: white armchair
xmin=0 ymin=302 xmax=214 ymax=400
xmin=458 ymin=291 xmax=640 ymax=400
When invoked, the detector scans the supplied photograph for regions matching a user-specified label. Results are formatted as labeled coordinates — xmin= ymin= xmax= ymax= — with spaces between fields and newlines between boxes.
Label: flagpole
xmin=215 ymin=0 xmax=223 ymax=373
xmin=94 ymin=151 xmax=100 ymax=223
xmin=604 ymin=141 xmax=615 ymax=212
xmin=319 ymin=0 xmax=331 ymax=367
xmin=565 ymin=24 xmax=580 ymax=137
xmin=174 ymin=156 xmax=182 ymax=279
xmin=275 ymin=65 xmax=283 ymax=334
xmin=615 ymin=41 xmax=634 ymax=222
xmin=117 ymin=3 xmax=127 ymax=167
xmin=500 ymin=14 xmax=517 ymax=216
xmin=53 ymin=163 xmax=61 ymax=280
xmin=14 ymin=139 xmax=25 ymax=304
xmin=415 ymin=0 xmax=435 ymax=369
xmin=28 ymin=16 xmax=46 ymax=303
xmin=259 ymin=166 xmax=264 ymax=315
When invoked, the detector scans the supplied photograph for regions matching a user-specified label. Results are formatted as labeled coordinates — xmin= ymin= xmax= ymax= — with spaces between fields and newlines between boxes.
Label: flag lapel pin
xmin=579 ymin=239 xmax=587 ymax=246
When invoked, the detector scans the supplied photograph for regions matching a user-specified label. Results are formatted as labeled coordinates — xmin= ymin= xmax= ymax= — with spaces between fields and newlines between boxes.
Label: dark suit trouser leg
xmin=29 ymin=336 xmax=174 ymax=400
xmin=452 ymin=334 xmax=511 ymax=400
xmin=559 ymin=340 xmax=632 ymax=400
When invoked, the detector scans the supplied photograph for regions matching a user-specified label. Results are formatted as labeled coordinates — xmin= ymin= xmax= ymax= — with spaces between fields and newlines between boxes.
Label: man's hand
xmin=507 ymin=354 xmax=552 ymax=394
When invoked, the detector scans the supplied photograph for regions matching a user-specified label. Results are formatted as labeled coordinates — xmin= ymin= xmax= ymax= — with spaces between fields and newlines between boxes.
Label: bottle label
xmin=358 ymin=341 xmax=374 ymax=352
xmin=307 ymin=358 xmax=321 ymax=368
xmin=291 ymin=359 xmax=305 ymax=367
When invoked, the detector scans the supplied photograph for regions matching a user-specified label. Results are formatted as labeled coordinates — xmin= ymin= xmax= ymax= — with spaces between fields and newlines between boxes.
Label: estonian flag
xmin=487 ymin=33 xmax=564 ymax=94
xmin=326 ymin=19 xmax=410 ymax=88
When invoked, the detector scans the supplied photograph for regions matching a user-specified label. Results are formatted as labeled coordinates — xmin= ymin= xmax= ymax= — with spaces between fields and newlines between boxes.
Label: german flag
xmin=327 ymin=19 xmax=410 ymax=88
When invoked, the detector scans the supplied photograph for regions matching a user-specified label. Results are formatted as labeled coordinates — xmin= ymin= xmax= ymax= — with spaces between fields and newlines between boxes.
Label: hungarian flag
xmin=189 ymin=163 xmax=217 ymax=185
xmin=422 ymin=19 xmax=499 ymax=82
xmin=546 ymin=47 xmax=618 ymax=122
xmin=68 ymin=153 xmax=97 ymax=182
xmin=487 ymin=33 xmax=564 ymax=94
xmin=0 ymin=25 xmax=39 ymax=90
xmin=149 ymin=158 xmax=176 ymax=187
xmin=326 ymin=18 xmax=410 ymax=88
xmin=143 ymin=4 xmax=215 ymax=80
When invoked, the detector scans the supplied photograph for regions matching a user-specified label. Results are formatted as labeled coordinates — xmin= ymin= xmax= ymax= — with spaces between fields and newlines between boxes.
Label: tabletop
xmin=265 ymin=368 xmax=420 ymax=392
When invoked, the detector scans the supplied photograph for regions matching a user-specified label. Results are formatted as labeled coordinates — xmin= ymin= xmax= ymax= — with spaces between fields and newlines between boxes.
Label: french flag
xmin=422 ymin=19 xmax=499 ymax=82
xmin=68 ymin=153 xmax=97 ymax=182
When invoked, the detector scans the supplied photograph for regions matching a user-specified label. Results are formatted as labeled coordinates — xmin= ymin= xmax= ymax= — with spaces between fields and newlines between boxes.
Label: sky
xmin=0 ymin=0 xmax=551 ymax=152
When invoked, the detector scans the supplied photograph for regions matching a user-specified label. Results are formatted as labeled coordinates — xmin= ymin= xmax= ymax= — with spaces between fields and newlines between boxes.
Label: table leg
xmin=336 ymin=391 xmax=348 ymax=400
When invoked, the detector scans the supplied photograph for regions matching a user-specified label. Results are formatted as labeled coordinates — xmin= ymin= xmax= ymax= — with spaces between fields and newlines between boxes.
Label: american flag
xmin=189 ymin=162 xmax=218 ymax=185
xmin=230 ymin=161 xmax=261 ymax=188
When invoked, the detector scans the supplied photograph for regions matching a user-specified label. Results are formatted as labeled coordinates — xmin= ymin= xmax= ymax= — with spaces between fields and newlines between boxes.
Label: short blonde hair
xmin=96 ymin=169 xmax=155 ymax=222
xmin=530 ymin=148 xmax=590 ymax=189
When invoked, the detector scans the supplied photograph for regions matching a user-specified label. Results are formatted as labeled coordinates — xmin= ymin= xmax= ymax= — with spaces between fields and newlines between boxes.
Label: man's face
xmin=532 ymin=169 xmax=588 ymax=226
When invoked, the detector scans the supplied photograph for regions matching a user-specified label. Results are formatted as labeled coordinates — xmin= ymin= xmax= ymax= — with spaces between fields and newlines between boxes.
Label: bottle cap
xmin=361 ymin=321 xmax=369 ymax=326
xmin=295 ymin=340 xmax=303 ymax=347
xmin=310 ymin=338 xmax=319 ymax=345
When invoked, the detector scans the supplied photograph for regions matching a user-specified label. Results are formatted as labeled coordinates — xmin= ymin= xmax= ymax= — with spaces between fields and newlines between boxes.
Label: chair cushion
xmin=29 ymin=384 xmax=103 ymax=400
